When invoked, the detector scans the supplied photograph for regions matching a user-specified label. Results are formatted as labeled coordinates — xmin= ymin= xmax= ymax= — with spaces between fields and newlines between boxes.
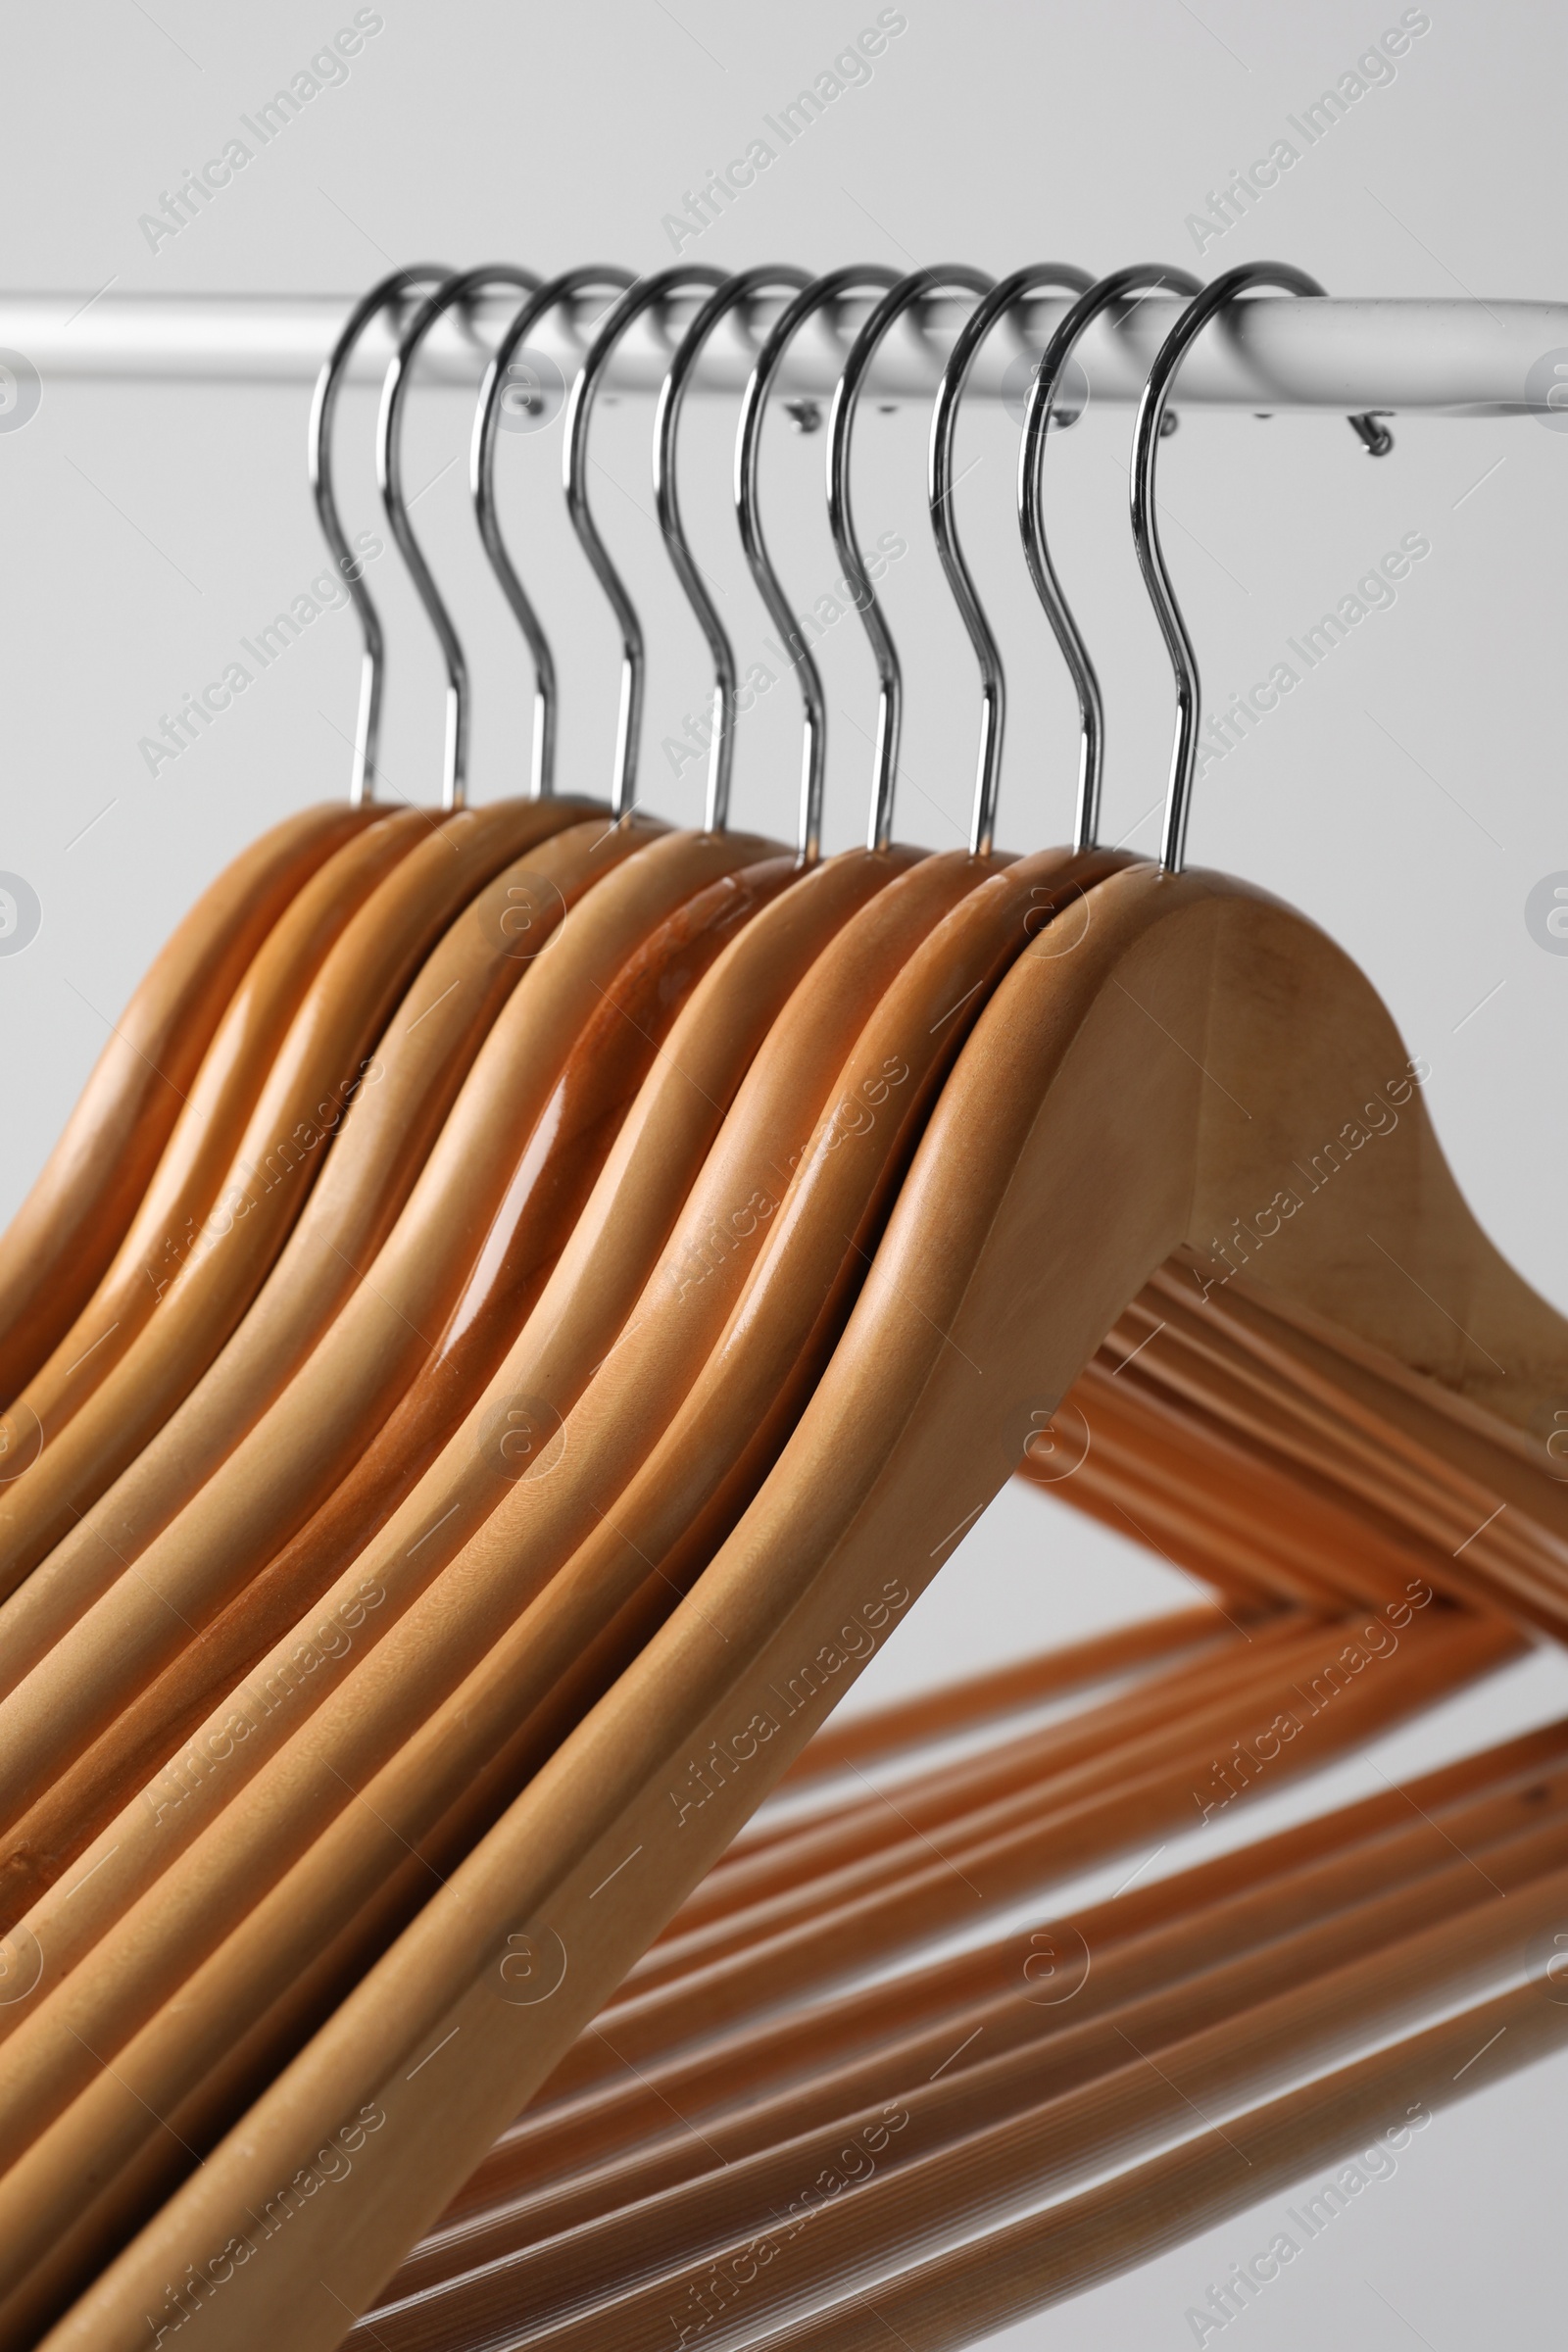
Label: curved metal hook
xmin=655 ymin=265 xmax=812 ymax=842
xmin=309 ymin=265 xmax=456 ymax=804
xmin=471 ymin=267 xmax=635 ymax=799
xmin=735 ymin=266 xmax=901 ymax=864
xmin=1019 ymin=264 xmax=1200 ymax=854
xmin=831 ymin=266 xmax=995 ymax=853
xmin=930 ymin=263 xmax=1096 ymax=858
xmin=564 ymin=265 xmax=728 ymax=822
xmin=378 ymin=264 xmax=542 ymax=809
xmin=1132 ymin=262 xmax=1394 ymax=874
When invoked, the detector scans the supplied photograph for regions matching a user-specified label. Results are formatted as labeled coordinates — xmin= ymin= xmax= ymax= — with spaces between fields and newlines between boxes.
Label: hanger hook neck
xmin=737 ymin=267 xmax=902 ymax=866
xmin=310 ymin=266 xmax=456 ymax=806
xmin=931 ymin=263 xmax=1096 ymax=858
xmin=564 ymin=265 xmax=727 ymax=824
xmin=833 ymin=267 xmax=995 ymax=854
xmin=1133 ymin=262 xmax=1395 ymax=875
xmin=656 ymin=266 xmax=812 ymax=842
xmin=471 ymin=268 xmax=634 ymax=801
xmin=377 ymin=264 xmax=541 ymax=811
xmin=1016 ymin=264 xmax=1201 ymax=856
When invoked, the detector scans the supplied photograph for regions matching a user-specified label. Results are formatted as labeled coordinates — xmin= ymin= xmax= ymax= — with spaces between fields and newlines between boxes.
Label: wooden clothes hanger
xmin=10 ymin=808 xmax=433 ymax=1444
xmin=0 ymin=268 xmax=656 ymax=1602
xmin=0 ymin=271 xmax=460 ymax=1424
xmin=47 ymin=268 xmax=1568 ymax=2349
xmin=0 ymin=262 xmax=1203 ymax=2332
xmin=426 ymin=1705 xmax=1568 ymax=2227
xmin=0 ymin=269 xmax=1021 ymax=2003
xmin=0 ymin=267 xmax=1150 ymax=2047
xmin=0 ymin=274 xmax=1123 ymax=2314
xmin=0 ymin=800 xmax=380 ymax=1410
xmin=0 ymin=271 xmax=665 ymax=1697
xmin=0 ymin=811 xmax=656 ymax=1701
xmin=0 ymin=267 xmax=1551 ymax=2342
xmin=0 ymin=267 xmax=824 ymax=1823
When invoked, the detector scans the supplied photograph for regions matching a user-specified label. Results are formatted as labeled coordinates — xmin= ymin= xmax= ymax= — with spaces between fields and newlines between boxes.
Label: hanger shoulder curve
xmin=0 ymin=814 xmax=667 ymax=1702
xmin=0 ymin=802 xmax=376 ymax=1409
xmin=109 ymin=862 xmax=1568 ymax=2342
xmin=0 ymin=826 xmax=784 ymax=1841
xmin=0 ymin=796 xmax=605 ymax=1601
xmin=10 ymin=808 xmax=431 ymax=1449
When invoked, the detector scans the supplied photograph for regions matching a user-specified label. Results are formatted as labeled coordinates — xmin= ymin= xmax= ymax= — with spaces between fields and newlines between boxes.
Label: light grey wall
xmin=2 ymin=0 xmax=1563 ymax=2341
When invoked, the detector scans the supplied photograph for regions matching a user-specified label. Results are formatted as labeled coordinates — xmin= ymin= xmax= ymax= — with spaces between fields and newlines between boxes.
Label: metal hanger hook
xmin=831 ymin=266 xmax=994 ymax=854
xmin=471 ymin=268 xmax=635 ymax=800
xmin=1133 ymin=262 xmax=1396 ymax=875
xmin=1018 ymin=264 xmax=1200 ymax=856
xmin=931 ymin=264 xmax=1095 ymax=858
xmin=735 ymin=266 xmax=900 ymax=865
xmin=309 ymin=264 xmax=456 ymax=805
xmin=656 ymin=266 xmax=811 ymax=843
xmin=564 ymin=265 xmax=728 ymax=824
xmin=377 ymin=264 xmax=541 ymax=811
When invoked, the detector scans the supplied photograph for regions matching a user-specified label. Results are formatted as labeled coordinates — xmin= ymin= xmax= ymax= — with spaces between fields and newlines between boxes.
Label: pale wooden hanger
xmin=0 ymin=277 xmax=458 ymax=1422
xmin=0 ymin=263 xmax=685 ymax=1597
xmin=0 ymin=271 xmax=662 ymax=1699
xmin=0 ymin=801 xmax=377 ymax=1410
xmin=0 ymin=814 xmax=657 ymax=1704
xmin=507 ymin=1706 xmax=1568 ymax=2161
xmin=8 ymin=808 xmax=432 ymax=1446
xmin=0 ymin=270 xmax=930 ymax=1890
xmin=0 ymin=270 xmax=1157 ymax=2313
xmin=66 ymin=276 xmax=1568 ymax=2341
xmin=7 ymin=275 xmax=1540 ymax=2345
xmin=369 ymin=1714 xmax=1568 ymax=2316
xmin=0 ymin=267 xmax=832 ymax=1815
xmin=0 ymin=268 xmax=1100 ymax=2047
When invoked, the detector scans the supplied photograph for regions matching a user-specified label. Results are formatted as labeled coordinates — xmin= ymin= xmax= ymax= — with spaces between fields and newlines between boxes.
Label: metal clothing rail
xmin=2 ymin=290 xmax=1565 ymax=414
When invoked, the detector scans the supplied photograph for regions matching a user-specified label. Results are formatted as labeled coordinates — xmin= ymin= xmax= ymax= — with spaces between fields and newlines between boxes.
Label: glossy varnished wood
xmin=0 ymin=802 xmax=376 ymax=1408
xmin=0 ymin=812 xmax=662 ymax=1701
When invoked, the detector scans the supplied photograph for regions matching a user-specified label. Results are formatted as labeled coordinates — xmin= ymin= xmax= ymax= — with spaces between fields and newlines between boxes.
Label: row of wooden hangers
xmin=0 ymin=253 xmax=1563 ymax=2349
xmin=349 ymin=1632 xmax=1565 ymax=2350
